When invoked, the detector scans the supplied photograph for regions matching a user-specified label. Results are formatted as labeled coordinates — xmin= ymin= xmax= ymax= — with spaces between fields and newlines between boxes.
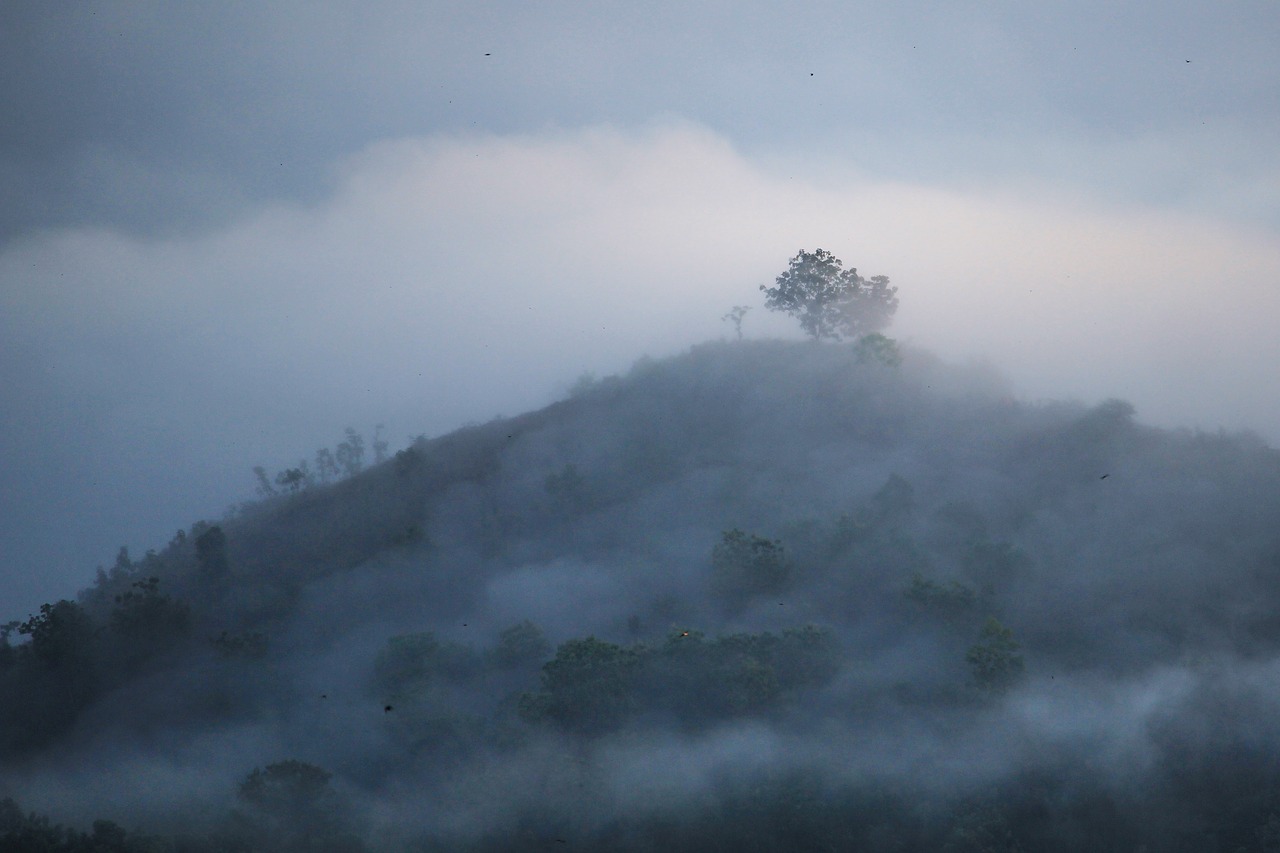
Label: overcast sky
xmin=2 ymin=1 xmax=1278 ymax=617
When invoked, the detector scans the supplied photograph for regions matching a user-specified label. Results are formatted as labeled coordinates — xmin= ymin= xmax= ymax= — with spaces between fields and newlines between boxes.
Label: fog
xmin=4 ymin=0 xmax=1279 ymax=616
xmin=4 ymin=122 xmax=1279 ymax=616
xmin=3 ymin=339 xmax=1280 ymax=849
xmin=2 ymin=3 xmax=1280 ymax=849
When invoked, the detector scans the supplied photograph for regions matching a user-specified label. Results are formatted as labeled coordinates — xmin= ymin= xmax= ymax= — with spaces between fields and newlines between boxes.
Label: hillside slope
xmin=4 ymin=339 xmax=1280 ymax=851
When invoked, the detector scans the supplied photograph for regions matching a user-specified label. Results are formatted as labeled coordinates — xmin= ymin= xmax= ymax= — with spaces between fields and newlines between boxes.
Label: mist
xmin=4 ymin=123 xmax=1279 ymax=618
xmin=4 ymin=3 xmax=1280 ymax=849
xmin=4 ymin=337 xmax=1280 ymax=850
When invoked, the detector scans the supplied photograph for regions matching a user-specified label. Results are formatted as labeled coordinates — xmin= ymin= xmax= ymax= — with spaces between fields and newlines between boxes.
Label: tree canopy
xmin=760 ymin=248 xmax=898 ymax=341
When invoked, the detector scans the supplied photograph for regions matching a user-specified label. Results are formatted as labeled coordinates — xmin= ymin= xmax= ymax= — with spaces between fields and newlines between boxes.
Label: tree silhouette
xmin=721 ymin=305 xmax=751 ymax=340
xmin=520 ymin=637 xmax=640 ymax=733
xmin=195 ymin=525 xmax=229 ymax=584
xmin=711 ymin=529 xmax=790 ymax=605
xmin=760 ymin=248 xmax=897 ymax=341
xmin=335 ymin=428 xmax=365 ymax=478
xmin=18 ymin=601 xmax=96 ymax=672
xmin=966 ymin=617 xmax=1025 ymax=693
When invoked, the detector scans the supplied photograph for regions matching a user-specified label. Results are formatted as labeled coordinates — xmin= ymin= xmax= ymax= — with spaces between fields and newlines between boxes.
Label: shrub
xmin=906 ymin=574 xmax=977 ymax=623
xmin=373 ymin=632 xmax=478 ymax=698
xmin=966 ymin=618 xmax=1025 ymax=694
xmin=520 ymin=637 xmax=640 ymax=734
xmin=490 ymin=621 xmax=550 ymax=670
xmin=712 ymin=529 xmax=790 ymax=605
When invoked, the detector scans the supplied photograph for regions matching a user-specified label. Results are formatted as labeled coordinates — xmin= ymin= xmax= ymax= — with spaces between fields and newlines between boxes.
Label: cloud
xmin=2 ymin=120 xmax=1279 ymax=615
xmin=5 ymin=2 xmax=1278 ymax=245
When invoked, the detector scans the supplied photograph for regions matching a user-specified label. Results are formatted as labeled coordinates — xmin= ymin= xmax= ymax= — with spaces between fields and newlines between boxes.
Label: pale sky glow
xmin=2 ymin=2 xmax=1277 ymax=616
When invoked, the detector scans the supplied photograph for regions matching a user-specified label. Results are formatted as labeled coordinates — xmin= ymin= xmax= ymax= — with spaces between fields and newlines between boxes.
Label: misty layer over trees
xmin=4 ymin=257 xmax=1280 ymax=850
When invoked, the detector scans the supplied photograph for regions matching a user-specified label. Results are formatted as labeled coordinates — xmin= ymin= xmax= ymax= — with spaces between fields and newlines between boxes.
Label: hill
xmin=3 ymin=339 xmax=1280 ymax=851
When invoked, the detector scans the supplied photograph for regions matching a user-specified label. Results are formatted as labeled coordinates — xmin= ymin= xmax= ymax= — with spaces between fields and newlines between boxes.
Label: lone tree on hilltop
xmin=760 ymin=248 xmax=897 ymax=341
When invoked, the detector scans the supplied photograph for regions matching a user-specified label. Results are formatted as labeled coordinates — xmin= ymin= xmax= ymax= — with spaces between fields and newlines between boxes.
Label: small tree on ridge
xmin=760 ymin=248 xmax=897 ymax=341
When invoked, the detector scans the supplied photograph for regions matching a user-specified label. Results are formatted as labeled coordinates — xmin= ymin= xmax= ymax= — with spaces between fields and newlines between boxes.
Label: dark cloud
xmin=2 ymin=2 xmax=1276 ymax=243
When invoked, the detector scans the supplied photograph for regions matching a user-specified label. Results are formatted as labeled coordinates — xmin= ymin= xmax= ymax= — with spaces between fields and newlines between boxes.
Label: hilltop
xmin=3 ymin=339 xmax=1280 ymax=851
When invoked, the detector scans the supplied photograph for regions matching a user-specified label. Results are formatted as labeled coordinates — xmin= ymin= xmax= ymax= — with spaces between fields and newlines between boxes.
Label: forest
xmin=3 ymin=337 xmax=1280 ymax=851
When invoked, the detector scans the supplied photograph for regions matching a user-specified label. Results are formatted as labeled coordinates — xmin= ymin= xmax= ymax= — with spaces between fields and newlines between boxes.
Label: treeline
xmin=1 ymin=758 xmax=364 ymax=852
xmin=369 ymin=620 xmax=840 ymax=743
xmin=10 ymin=732 xmax=1280 ymax=852
xmin=0 ymin=575 xmax=193 ymax=755
xmin=251 ymin=425 xmax=396 ymax=498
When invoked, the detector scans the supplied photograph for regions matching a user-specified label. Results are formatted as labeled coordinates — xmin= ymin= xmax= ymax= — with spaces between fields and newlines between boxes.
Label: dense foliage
xmin=760 ymin=248 xmax=898 ymax=341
